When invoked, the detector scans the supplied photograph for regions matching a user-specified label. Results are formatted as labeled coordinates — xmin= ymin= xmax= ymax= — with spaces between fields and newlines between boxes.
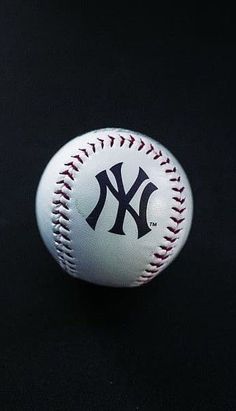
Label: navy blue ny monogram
xmin=86 ymin=162 xmax=158 ymax=238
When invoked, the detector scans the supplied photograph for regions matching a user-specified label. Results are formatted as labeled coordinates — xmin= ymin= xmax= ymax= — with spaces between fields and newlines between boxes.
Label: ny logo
xmin=86 ymin=162 xmax=158 ymax=238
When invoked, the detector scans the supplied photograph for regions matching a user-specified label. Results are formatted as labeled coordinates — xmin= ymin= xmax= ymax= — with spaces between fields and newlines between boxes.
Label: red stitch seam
xmin=51 ymin=135 xmax=186 ymax=283
xmin=51 ymin=138 xmax=108 ymax=274
xmin=129 ymin=135 xmax=135 ymax=148
xmin=89 ymin=143 xmax=96 ymax=153
xmin=134 ymin=149 xmax=186 ymax=286
xmin=108 ymin=135 xmax=115 ymax=147
xmin=119 ymin=135 xmax=125 ymax=146
xmin=146 ymin=144 xmax=154 ymax=155
xmin=138 ymin=139 xmax=145 ymax=151
xmin=52 ymin=160 xmax=81 ymax=273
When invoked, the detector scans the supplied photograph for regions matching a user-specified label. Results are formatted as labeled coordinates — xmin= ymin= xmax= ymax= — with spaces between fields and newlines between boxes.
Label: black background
xmin=0 ymin=2 xmax=235 ymax=410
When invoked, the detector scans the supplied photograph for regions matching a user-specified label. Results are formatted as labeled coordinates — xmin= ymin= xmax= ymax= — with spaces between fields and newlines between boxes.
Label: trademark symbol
xmin=150 ymin=222 xmax=157 ymax=227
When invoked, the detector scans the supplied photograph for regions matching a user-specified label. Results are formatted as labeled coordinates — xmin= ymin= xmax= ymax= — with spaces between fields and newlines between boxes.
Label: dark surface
xmin=0 ymin=3 xmax=235 ymax=410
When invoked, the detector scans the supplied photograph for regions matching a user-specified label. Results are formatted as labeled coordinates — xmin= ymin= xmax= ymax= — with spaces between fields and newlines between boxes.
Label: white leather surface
xmin=36 ymin=128 xmax=193 ymax=287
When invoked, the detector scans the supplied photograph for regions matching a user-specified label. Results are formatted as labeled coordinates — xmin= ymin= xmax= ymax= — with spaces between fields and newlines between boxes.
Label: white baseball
xmin=36 ymin=128 xmax=193 ymax=287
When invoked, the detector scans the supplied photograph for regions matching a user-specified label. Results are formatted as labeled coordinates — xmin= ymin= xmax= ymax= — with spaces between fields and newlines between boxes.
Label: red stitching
xmin=80 ymin=148 xmax=89 ymax=157
xmin=52 ymin=210 xmax=69 ymax=220
xmin=59 ymin=170 xmax=74 ymax=180
xmin=150 ymin=262 xmax=164 ymax=267
xmin=154 ymin=253 xmax=169 ymax=260
xmin=63 ymin=182 xmax=72 ymax=191
xmin=129 ymin=135 xmax=135 ymax=148
xmin=165 ymin=167 xmax=176 ymax=173
xmin=89 ymin=143 xmax=96 ymax=153
xmin=108 ymin=135 xmax=115 ymax=147
xmin=60 ymin=233 xmax=70 ymax=241
xmin=167 ymin=226 xmax=182 ymax=234
xmin=65 ymin=251 xmax=74 ymax=258
xmin=53 ymin=202 xmax=69 ymax=211
xmin=51 ymin=134 xmax=187 ymax=283
xmin=172 ymin=206 xmax=186 ymax=213
xmin=153 ymin=150 xmax=162 ymax=159
xmin=160 ymin=158 xmax=170 ymax=166
xmin=54 ymin=190 xmax=70 ymax=200
xmin=169 ymin=176 xmax=181 ymax=182
xmin=64 ymin=162 xmax=79 ymax=171
xmin=170 ymin=216 xmax=185 ymax=224
xmin=136 ymin=147 xmax=187 ymax=285
xmin=72 ymin=155 xmax=83 ymax=164
xmin=145 ymin=268 xmax=161 ymax=274
xmin=138 ymin=139 xmax=145 ymax=151
xmin=172 ymin=197 xmax=185 ymax=204
xmin=146 ymin=144 xmax=154 ymax=155
xmin=172 ymin=187 xmax=185 ymax=193
xmin=164 ymin=236 xmax=177 ymax=243
xmin=119 ymin=135 xmax=125 ymax=146
xmin=97 ymin=138 xmax=104 ymax=148
xmin=52 ymin=159 xmax=80 ymax=272
xmin=63 ymin=244 xmax=73 ymax=251
xmin=160 ymin=245 xmax=173 ymax=251
xmin=58 ymin=222 xmax=70 ymax=231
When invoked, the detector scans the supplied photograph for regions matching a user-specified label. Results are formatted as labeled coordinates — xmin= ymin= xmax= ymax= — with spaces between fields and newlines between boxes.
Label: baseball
xmin=36 ymin=128 xmax=193 ymax=287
